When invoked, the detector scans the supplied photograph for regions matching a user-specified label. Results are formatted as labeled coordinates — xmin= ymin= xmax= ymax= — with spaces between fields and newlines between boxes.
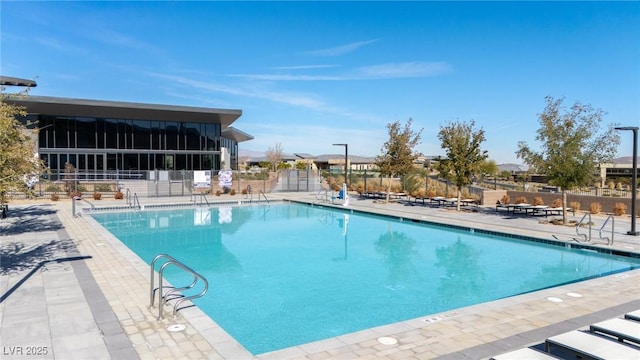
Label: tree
xmin=437 ymin=120 xmax=487 ymax=210
xmin=516 ymin=96 xmax=620 ymax=224
xmin=265 ymin=142 xmax=283 ymax=172
xmin=375 ymin=118 xmax=422 ymax=203
xmin=480 ymin=159 xmax=499 ymax=178
xmin=0 ymin=90 xmax=45 ymax=207
xmin=480 ymin=159 xmax=499 ymax=189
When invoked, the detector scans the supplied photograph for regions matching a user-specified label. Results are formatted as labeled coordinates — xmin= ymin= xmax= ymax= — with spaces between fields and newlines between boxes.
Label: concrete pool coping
xmin=1 ymin=192 xmax=639 ymax=359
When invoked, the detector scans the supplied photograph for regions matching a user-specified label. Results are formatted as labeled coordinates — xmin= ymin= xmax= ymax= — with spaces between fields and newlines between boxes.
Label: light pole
xmin=333 ymin=143 xmax=348 ymax=186
xmin=615 ymin=126 xmax=638 ymax=236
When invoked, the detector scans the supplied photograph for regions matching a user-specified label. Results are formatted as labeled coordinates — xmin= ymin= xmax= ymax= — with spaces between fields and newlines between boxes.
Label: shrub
xmin=230 ymin=189 xmax=236 ymax=196
xmin=533 ymin=197 xmax=544 ymax=206
xmin=551 ymin=198 xmax=562 ymax=208
xmin=93 ymin=192 xmax=102 ymax=200
xmin=46 ymin=184 xmax=61 ymax=192
xmin=589 ymin=202 xmax=601 ymax=214
xmin=570 ymin=201 xmax=581 ymax=212
xmin=114 ymin=191 xmax=124 ymax=200
xmin=215 ymin=190 xmax=222 ymax=196
xmin=95 ymin=184 xmax=112 ymax=192
xmin=72 ymin=191 xmax=82 ymax=199
xmin=500 ymin=194 xmax=510 ymax=204
xmin=50 ymin=193 xmax=59 ymax=201
xmin=613 ymin=202 xmax=627 ymax=216
xmin=515 ymin=196 xmax=527 ymax=204
xmin=241 ymin=189 xmax=248 ymax=195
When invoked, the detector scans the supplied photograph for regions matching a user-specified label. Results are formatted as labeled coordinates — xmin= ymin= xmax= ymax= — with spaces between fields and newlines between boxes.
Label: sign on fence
xmin=218 ymin=169 xmax=232 ymax=189
xmin=194 ymin=170 xmax=211 ymax=187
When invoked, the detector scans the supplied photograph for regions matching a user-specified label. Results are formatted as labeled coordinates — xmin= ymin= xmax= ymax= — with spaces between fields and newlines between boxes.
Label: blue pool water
xmin=92 ymin=203 xmax=640 ymax=354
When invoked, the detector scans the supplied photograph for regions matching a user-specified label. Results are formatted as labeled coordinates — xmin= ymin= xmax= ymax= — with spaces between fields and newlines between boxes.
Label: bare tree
xmin=265 ymin=142 xmax=283 ymax=172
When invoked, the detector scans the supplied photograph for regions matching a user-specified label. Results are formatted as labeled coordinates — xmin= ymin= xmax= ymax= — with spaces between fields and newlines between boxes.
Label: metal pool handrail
xmin=258 ymin=190 xmax=269 ymax=205
xmin=575 ymin=212 xmax=591 ymax=242
xmin=133 ymin=193 xmax=142 ymax=211
xmin=149 ymin=254 xmax=208 ymax=319
xmin=598 ymin=214 xmax=614 ymax=245
xmin=191 ymin=192 xmax=209 ymax=207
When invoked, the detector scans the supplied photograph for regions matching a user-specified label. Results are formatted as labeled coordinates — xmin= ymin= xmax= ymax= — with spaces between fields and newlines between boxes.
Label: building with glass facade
xmin=10 ymin=96 xmax=252 ymax=178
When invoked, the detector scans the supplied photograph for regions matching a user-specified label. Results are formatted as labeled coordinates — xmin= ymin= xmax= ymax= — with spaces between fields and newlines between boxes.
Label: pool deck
xmin=1 ymin=192 xmax=639 ymax=359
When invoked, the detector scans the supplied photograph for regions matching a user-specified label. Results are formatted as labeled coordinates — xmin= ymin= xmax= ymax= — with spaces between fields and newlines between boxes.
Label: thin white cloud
xmin=227 ymin=74 xmax=345 ymax=81
xmin=83 ymin=27 xmax=162 ymax=54
xmin=146 ymin=71 xmax=383 ymax=124
xmin=273 ymin=65 xmax=340 ymax=70
xmin=242 ymin=123 xmax=386 ymax=156
xmin=356 ymin=62 xmax=452 ymax=79
xmin=34 ymin=37 xmax=89 ymax=54
xmin=146 ymin=72 xmax=326 ymax=109
xmin=228 ymin=61 xmax=452 ymax=81
xmin=304 ymin=39 xmax=379 ymax=56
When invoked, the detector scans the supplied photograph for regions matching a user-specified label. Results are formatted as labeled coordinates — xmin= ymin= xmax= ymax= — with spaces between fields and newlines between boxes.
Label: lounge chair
xmin=490 ymin=347 xmax=559 ymax=359
xmin=545 ymin=330 xmax=640 ymax=359
xmin=525 ymin=205 xmax=550 ymax=216
xmin=512 ymin=203 xmax=532 ymax=214
xmin=589 ymin=318 xmax=640 ymax=345
xmin=625 ymin=310 xmax=640 ymax=322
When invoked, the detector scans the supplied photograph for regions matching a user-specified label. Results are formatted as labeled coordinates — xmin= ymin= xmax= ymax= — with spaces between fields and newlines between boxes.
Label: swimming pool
xmin=91 ymin=203 xmax=640 ymax=354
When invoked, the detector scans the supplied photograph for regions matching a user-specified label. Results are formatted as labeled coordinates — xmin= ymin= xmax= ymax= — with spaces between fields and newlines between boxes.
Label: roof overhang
xmin=7 ymin=95 xmax=243 ymax=128
xmin=0 ymin=76 xmax=37 ymax=87
xmin=222 ymin=126 xmax=254 ymax=143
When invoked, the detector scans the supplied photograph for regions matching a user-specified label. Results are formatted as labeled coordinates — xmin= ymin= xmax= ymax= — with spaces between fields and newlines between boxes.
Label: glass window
xmin=49 ymin=154 xmax=58 ymax=172
xmin=133 ymin=120 xmax=150 ymax=149
xmin=88 ymin=154 xmax=95 ymax=172
xmin=38 ymin=116 xmax=53 ymax=148
xmin=118 ymin=120 xmax=131 ymax=149
xmin=192 ymin=154 xmax=201 ymax=170
xmin=124 ymin=154 xmax=138 ymax=170
xmin=205 ymin=124 xmax=220 ymax=150
xmin=185 ymin=122 xmax=201 ymax=150
xmin=166 ymin=122 xmax=178 ymax=150
xmin=150 ymin=121 xmax=163 ymax=150
xmin=67 ymin=118 xmax=76 ymax=148
xmin=175 ymin=154 xmax=186 ymax=170
xmin=96 ymin=118 xmax=105 ymax=148
xmin=54 ymin=117 xmax=68 ymax=148
xmin=107 ymin=153 xmax=116 ymax=170
xmin=96 ymin=154 xmax=104 ymax=172
xmin=105 ymin=119 xmax=118 ymax=148
xmin=155 ymin=154 xmax=165 ymax=170
xmin=140 ymin=153 xmax=149 ymax=170
xmin=76 ymin=117 xmax=96 ymax=148
xmin=45 ymin=116 xmax=54 ymax=148
xmin=78 ymin=154 xmax=86 ymax=171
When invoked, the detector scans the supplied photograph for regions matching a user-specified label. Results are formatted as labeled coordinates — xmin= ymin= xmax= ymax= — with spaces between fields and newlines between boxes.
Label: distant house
xmin=600 ymin=157 xmax=639 ymax=185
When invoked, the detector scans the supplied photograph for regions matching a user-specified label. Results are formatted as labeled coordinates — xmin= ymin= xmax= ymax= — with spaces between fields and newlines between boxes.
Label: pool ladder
xmin=125 ymin=189 xmax=142 ymax=211
xmin=574 ymin=213 xmax=614 ymax=245
xmin=191 ymin=192 xmax=209 ymax=207
xmin=249 ymin=189 xmax=269 ymax=205
xmin=149 ymin=254 xmax=209 ymax=319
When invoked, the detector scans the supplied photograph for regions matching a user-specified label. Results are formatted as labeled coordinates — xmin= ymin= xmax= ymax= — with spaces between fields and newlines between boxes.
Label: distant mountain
xmin=613 ymin=156 xmax=634 ymax=164
xmin=238 ymin=149 xmax=265 ymax=158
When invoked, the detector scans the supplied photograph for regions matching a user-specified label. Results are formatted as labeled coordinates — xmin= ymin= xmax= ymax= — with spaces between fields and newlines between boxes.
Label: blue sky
xmin=2 ymin=1 xmax=638 ymax=164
